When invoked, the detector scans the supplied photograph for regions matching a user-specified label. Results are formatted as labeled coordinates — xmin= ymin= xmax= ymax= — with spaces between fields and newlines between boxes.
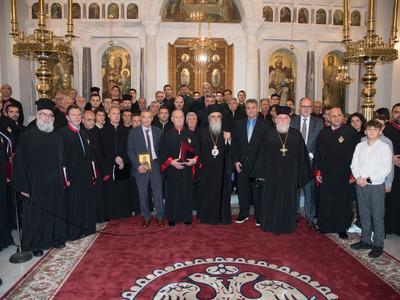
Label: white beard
xmin=37 ymin=118 xmax=54 ymax=133
xmin=276 ymin=122 xmax=289 ymax=134
xmin=209 ymin=120 xmax=222 ymax=135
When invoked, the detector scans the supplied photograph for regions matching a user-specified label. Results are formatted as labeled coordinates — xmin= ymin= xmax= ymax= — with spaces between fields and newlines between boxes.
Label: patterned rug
xmin=1 ymin=217 xmax=400 ymax=299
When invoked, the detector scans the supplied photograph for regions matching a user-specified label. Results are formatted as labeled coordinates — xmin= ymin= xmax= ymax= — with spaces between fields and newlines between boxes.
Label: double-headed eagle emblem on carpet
xmin=121 ymin=257 xmax=338 ymax=299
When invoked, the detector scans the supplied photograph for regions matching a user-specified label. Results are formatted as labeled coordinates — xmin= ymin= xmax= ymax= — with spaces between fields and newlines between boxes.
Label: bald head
xmin=82 ymin=110 xmax=96 ymax=130
xmin=329 ymin=107 xmax=343 ymax=127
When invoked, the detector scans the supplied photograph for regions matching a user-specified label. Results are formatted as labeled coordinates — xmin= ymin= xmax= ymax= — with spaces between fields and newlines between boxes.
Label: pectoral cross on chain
xmin=280 ymin=146 xmax=288 ymax=156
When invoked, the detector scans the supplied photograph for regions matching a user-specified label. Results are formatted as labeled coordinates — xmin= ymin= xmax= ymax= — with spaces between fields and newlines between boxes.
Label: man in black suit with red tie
xmin=232 ymin=99 xmax=273 ymax=225
xmin=290 ymin=97 xmax=324 ymax=228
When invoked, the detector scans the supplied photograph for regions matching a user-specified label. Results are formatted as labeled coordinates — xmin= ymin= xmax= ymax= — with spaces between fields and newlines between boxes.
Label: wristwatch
xmin=366 ymin=177 xmax=372 ymax=184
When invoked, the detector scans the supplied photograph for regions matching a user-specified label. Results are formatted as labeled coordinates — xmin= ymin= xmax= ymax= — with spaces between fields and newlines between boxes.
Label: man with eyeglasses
xmin=1 ymin=84 xmax=24 ymax=125
xmin=290 ymin=98 xmax=324 ymax=229
xmin=14 ymin=98 xmax=68 ymax=257
xmin=152 ymin=106 xmax=172 ymax=133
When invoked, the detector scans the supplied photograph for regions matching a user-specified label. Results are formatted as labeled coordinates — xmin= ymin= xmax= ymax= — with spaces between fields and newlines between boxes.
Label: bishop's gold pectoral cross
xmin=280 ymin=146 xmax=288 ymax=156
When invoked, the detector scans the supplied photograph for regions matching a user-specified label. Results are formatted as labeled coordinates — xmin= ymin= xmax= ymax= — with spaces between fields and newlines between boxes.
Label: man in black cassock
xmin=59 ymin=105 xmax=96 ymax=241
xmin=197 ymin=104 xmax=233 ymax=225
xmin=99 ymin=107 xmax=132 ymax=220
xmin=81 ymin=110 xmax=105 ymax=223
xmin=252 ymin=106 xmax=312 ymax=234
xmin=383 ymin=103 xmax=400 ymax=235
xmin=159 ymin=109 xmax=199 ymax=227
xmin=314 ymin=107 xmax=359 ymax=239
xmin=14 ymin=99 xmax=67 ymax=257
xmin=0 ymin=123 xmax=13 ymax=251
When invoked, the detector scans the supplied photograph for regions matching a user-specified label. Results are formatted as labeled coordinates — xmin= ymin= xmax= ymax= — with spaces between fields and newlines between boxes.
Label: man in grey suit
xmin=127 ymin=109 xmax=165 ymax=228
xmin=290 ymin=97 xmax=324 ymax=228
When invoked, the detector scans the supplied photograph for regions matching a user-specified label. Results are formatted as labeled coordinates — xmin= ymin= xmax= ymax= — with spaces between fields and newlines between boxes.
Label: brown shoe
xmin=157 ymin=219 xmax=165 ymax=227
xmin=307 ymin=220 xmax=315 ymax=229
xmin=142 ymin=220 xmax=151 ymax=228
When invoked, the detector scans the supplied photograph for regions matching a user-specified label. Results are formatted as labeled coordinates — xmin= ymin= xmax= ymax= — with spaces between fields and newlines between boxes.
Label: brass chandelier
xmin=10 ymin=0 xmax=74 ymax=99
xmin=342 ymin=0 xmax=398 ymax=120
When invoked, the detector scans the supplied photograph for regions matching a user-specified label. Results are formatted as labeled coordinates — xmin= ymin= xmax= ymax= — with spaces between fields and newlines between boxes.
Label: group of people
xmin=0 ymin=81 xmax=399 ymax=262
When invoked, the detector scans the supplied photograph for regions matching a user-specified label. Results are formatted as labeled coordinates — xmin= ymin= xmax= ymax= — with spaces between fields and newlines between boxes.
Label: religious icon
xmin=138 ymin=153 xmax=152 ymax=172
xmin=212 ymin=54 xmax=220 ymax=63
xmin=212 ymin=69 xmax=220 ymax=87
xmin=102 ymin=46 xmax=131 ymax=98
xmin=351 ymin=10 xmax=361 ymax=26
xmin=333 ymin=10 xmax=343 ymax=25
xmin=89 ymin=3 xmax=100 ymax=19
xmin=181 ymin=53 xmax=190 ymax=62
xmin=322 ymin=52 xmax=345 ymax=109
xmin=263 ymin=6 xmax=273 ymax=22
xmin=32 ymin=3 xmax=38 ymax=19
xmin=316 ymin=9 xmax=326 ymax=25
xmin=280 ymin=7 xmax=291 ymax=23
xmin=72 ymin=3 xmax=81 ymax=19
xmin=181 ymin=69 xmax=190 ymax=85
xmin=127 ymin=3 xmax=138 ymax=19
xmin=108 ymin=3 xmax=119 ymax=19
xmin=51 ymin=3 xmax=62 ymax=19
xmin=268 ymin=50 xmax=295 ymax=104
xmin=49 ymin=56 xmax=74 ymax=97
xmin=298 ymin=8 xmax=308 ymax=24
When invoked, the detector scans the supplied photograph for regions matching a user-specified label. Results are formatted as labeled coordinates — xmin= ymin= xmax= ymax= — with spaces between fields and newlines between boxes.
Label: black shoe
xmin=168 ymin=221 xmax=175 ymax=227
xmin=255 ymin=219 xmax=260 ymax=226
xmin=32 ymin=249 xmax=43 ymax=257
xmin=369 ymin=246 xmax=383 ymax=258
xmin=307 ymin=221 xmax=316 ymax=229
xmin=184 ymin=222 xmax=191 ymax=226
xmin=338 ymin=232 xmax=348 ymax=240
xmin=53 ymin=242 xmax=66 ymax=249
xmin=350 ymin=241 xmax=372 ymax=250
xmin=316 ymin=229 xmax=325 ymax=234
xmin=235 ymin=216 xmax=248 ymax=223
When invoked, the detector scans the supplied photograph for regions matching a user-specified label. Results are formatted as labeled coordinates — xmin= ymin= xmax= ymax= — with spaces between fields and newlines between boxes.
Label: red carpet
xmin=3 ymin=215 xmax=400 ymax=299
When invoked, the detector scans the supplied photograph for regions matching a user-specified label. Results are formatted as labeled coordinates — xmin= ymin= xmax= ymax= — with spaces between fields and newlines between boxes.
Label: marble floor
xmin=1 ymin=201 xmax=400 ymax=297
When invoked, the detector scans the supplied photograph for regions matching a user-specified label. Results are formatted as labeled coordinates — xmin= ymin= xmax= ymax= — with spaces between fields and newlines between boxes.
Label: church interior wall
xmin=1 ymin=0 xmax=400 ymax=123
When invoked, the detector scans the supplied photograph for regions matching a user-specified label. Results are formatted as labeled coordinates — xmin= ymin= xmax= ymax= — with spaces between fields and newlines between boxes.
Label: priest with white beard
xmin=252 ymin=106 xmax=312 ymax=234
xmin=197 ymin=104 xmax=233 ymax=225
xmin=14 ymin=98 xmax=68 ymax=257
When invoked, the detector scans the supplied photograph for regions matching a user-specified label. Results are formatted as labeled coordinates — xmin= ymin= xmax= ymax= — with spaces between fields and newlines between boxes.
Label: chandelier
xmin=187 ymin=1 xmax=216 ymax=63
xmin=342 ymin=0 xmax=398 ymax=120
xmin=10 ymin=0 xmax=74 ymax=99
xmin=335 ymin=65 xmax=354 ymax=85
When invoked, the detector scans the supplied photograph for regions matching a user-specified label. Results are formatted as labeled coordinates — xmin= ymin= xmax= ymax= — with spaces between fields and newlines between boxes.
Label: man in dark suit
xmin=232 ymin=99 xmax=273 ymax=225
xmin=194 ymin=82 xmax=212 ymax=112
xmin=223 ymin=97 xmax=246 ymax=132
xmin=290 ymin=97 xmax=324 ymax=228
xmin=258 ymin=98 xmax=274 ymax=127
xmin=127 ymin=108 xmax=165 ymax=228
xmin=179 ymin=84 xmax=195 ymax=115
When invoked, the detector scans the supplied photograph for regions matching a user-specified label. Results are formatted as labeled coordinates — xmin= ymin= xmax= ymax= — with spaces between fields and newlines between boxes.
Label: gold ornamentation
xmin=7 ymin=127 xmax=12 ymax=133
xmin=209 ymin=128 xmax=219 ymax=158
xmin=188 ymin=138 xmax=191 ymax=144
xmin=338 ymin=136 xmax=344 ymax=143
xmin=277 ymin=130 xmax=289 ymax=157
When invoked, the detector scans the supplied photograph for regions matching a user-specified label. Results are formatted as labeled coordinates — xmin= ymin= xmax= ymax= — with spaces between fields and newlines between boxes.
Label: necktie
xmin=145 ymin=129 xmax=152 ymax=154
xmin=301 ymin=118 xmax=307 ymax=140
xmin=248 ymin=120 xmax=253 ymax=142
xmin=77 ymin=131 xmax=86 ymax=155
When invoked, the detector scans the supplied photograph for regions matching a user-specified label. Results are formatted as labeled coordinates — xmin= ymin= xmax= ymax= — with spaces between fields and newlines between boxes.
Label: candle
xmin=68 ymin=0 xmax=73 ymax=24
xmin=11 ymin=0 xmax=17 ymax=23
xmin=368 ymin=0 xmax=375 ymax=33
xmin=392 ymin=0 xmax=398 ymax=41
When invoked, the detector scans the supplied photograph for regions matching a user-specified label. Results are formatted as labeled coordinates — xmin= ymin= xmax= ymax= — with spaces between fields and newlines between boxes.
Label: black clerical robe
xmin=383 ymin=121 xmax=400 ymax=234
xmin=99 ymin=123 xmax=132 ymax=219
xmin=0 ymin=130 xmax=13 ymax=250
xmin=252 ymin=128 xmax=312 ymax=234
xmin=14 ymin=127 xmax=67 ymax=251
xmin=59 ymin=125 xmax=96 ymax=240
xmin=160 ymin=127 xmax=199 ymax=223
xmin=82 ymin=126 xmax=105 ymax=223
xmin=197 ymin=126 xmax=232 ymax=225
xmin=313 ymin=124 xmax=358 ymax=233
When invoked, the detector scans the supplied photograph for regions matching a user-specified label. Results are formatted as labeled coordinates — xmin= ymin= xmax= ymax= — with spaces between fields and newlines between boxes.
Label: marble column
xmin=142 ymin=16 xmax=161 ymax=102
xmin=82 ymin=47 xmax=92 ymax=100
xmin=242 ymin=18 xmax=264 ymax=100
xmin=305 ymin=51 xmax=315 ymax=100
